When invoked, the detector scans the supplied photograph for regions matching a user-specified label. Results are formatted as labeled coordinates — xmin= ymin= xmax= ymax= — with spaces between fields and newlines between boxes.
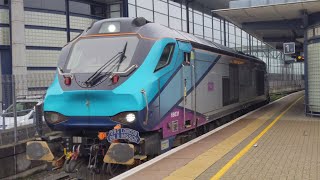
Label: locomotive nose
xmin=44 ymin=88 xmax=142 ymax=131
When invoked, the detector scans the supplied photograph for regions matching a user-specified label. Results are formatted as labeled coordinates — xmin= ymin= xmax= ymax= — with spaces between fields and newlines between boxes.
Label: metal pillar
xmin=186 ymin=0 xmax=190 ymax=33
xmin=12 ymin=76 xmax=17 ymax=143
xmin=303 ymin=11 xmax=309 ymax=113
xmin=122 ymin=0 xmax=129 ymax=17
xmin=223 ymin=19 xmax=226 ymax=46
xmin=65 ymin=0 xmax=70 ymax=42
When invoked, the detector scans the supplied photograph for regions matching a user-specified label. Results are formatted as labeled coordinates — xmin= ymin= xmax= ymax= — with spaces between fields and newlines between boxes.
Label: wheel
xmin=103 ymin=163 xmax=129 ymax=177
xmin=63 ymin=159 xmax=84 ymax=173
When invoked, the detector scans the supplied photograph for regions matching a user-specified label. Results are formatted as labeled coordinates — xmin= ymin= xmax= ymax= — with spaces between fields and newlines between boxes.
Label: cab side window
xmin=155 ymin=43 xmax=175 ymax=71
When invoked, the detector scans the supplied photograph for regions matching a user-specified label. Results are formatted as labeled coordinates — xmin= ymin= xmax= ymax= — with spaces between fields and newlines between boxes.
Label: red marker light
xmin=64 ymin=77 xmax=71 ymax=86
xmin=112 ymin=74 xmax=119 ymax=84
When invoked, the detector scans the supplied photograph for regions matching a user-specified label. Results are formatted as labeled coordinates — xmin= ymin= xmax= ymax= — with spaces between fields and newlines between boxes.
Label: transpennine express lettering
xmin=107 ymin=128 xmax=141 ymax=144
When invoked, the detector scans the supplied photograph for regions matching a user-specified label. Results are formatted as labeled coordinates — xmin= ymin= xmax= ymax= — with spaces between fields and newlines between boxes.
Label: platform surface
xmin=120 ymin=91 xmax=319 ymax=180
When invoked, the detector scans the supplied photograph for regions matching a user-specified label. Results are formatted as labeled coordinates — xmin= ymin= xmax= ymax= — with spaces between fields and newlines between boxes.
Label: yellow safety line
xmin=164 ymin=99 xmax=282 ymax=179
xmin=211 ymin=96 xmax=303 ymax=180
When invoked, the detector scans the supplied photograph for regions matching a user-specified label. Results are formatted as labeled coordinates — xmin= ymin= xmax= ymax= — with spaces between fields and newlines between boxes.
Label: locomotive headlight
xmin=99 ymin=22 xmax=120 ymax=33
xmin=108 ymin=24 xmax=116 ymax=32
xmin=126 ymin=113 xmax=136 ymax=123
xmin=111 ymin=112 xmax=137 ymax=124
xmin=44 ymin=112 xmax=68 ymax=124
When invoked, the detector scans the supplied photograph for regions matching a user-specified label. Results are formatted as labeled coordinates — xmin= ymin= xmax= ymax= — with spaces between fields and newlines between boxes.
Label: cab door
xmin=176 ymin=41 xmax=196 ymax=130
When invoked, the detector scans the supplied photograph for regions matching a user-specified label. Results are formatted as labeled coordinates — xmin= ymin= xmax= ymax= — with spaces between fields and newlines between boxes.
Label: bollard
xmin=35 ymin=102 xmax=43 ymax=137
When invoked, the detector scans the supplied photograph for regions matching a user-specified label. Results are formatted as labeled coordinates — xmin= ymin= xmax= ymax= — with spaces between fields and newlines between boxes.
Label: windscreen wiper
xmin=84 ymin=52 xmax=121 ymax=87
xmin=116 ymin=42 xmax=127 ymax=71
xmin=84 ymin=41 xmax=128 ymax=87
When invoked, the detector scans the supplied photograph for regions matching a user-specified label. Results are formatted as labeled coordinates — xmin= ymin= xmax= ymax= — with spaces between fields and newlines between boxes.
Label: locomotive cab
xmin=43 ymin=17 xmax=189 ymax=136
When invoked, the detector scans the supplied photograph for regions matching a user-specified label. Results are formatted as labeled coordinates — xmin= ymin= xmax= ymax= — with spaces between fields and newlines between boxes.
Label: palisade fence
xmin=268 ymin=73 xmax=305 ymax=94
xmin=0 ymin=73 xmax=55 ymax=146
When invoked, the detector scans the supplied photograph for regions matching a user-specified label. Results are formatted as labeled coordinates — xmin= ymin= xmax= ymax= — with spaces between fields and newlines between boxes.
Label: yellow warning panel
xmin=26 ymin=141 xmax=54 ymax=161
xmin=103 ymin=143 xmax=135 ymax=165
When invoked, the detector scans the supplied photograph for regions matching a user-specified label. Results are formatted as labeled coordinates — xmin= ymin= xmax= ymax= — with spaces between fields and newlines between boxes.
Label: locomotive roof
xmin=84 ymin=17 xmax=265 ymax=65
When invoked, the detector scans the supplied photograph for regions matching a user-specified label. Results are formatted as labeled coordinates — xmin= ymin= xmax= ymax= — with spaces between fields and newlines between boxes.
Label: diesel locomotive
xmin=26 ymin=17 xmax=269 ymax=175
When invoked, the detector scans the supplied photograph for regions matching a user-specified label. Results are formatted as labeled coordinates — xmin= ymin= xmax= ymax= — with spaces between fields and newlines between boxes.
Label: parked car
xmin=0 ymin=97 xmax=43 ymax=130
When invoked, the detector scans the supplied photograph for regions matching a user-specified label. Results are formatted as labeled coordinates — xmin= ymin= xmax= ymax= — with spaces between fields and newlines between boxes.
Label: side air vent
xmin=132 ymin=17 xmax=150 ymax=27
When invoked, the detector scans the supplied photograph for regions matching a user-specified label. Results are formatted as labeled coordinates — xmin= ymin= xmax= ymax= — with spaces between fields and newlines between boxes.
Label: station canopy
xmin=212 ymin=0 xmax=320 ymax=52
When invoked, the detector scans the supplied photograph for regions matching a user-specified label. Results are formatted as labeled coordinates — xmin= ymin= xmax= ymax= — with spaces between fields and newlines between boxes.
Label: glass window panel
xmin=110 ymin=11 xmax=120 ymax=18
xmin=229 ymin=43 xmax=235 ymax=49
xmin=182 ymin=20 xmax=187 ymax=32
xmin=25 ymin=0 xmax=43 ymax=9
xmin=137 ymin=7 xmax=153 ymax=22
xmin=214 ymin=38 xmax=221 ymax=44
xmin=70 ymin=1 xmax=90 ymax=15
xmin=214 ymin=29 xmax=221 ymax=41
xmin=128 ymin=0 xmax=135 ymax=5
xmin=182 ymin=8 xmax=187 ymax=20
xmin=229 ymin=34 xmax=235 ymax=44
xmin=169 ymin=17 xmax=181 ymax=30
xmin=110 ymin=4 xmax=120 ymax=11
xmin=221 ymin=31 xmax=225 ymax=44
xmin=169 ymin=0 xmax=180 ymax=6
xmin=24 ymin=0 xmax=65 ymax=11
xmin=155 ymin=12 xmax=168 ymax=26
xmin=236 ymin=36 xmax=241 ymax=45
xmin=228 ymin=23 xmax=235 ymax=35
xmin=137 ymin=0 xmax=153 ymax=10
xmin=194 ymin=24 xmax=203 ymax=36
xmin=92 ymin=5 xmax=105 ymax=17
xmin=204 ymin=16 xmax=212 ymax=28
xmin=204 ymin=27 xmax=212 ymax=38
xmin=189 ymin=22 xmax=193 ymax=34
xmin=169 ymin=4 xmax=181 ymax=19
xmin=193 ymin=11 xmax=203 ymax=25
xmin=235 ymin=26 xmax=241 ymax=36
xmin=236 ymin=42 xmax=242 ymax=51
xmin=155 ymin=43 xmax=175 ymax=71
xmin=213 ymin=19 xmax=220 ymax=30
xmin=0 ymin=0 xmax=8 ymax=5
xmin=205 ymin=37 xmax=212 ymax=41
xmin=154 ymin=0 xmax=168 ymax=14
xmin=189 ymin=9 xmax=193 ymax=22
xmin=128 ymin=4 xmax=136 ymax=18
xmin=315 ymin=27 xmax=320 ymax=36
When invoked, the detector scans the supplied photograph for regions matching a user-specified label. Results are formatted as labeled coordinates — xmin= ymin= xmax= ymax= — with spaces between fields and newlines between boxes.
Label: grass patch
xmin=270 ymin=92 xmax=292 ymax=102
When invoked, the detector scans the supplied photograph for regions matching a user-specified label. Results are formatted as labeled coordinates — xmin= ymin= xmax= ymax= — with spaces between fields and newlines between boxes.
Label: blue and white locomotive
xmin=27 ymin=17 xmax=269 ymax=173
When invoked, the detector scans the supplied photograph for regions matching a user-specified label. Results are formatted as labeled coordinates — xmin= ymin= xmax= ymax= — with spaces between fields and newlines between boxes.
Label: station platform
xmin=114 ymin=91 xmax=320 ymax=180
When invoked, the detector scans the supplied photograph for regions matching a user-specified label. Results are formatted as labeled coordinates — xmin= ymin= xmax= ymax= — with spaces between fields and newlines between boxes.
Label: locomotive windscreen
xmin=66 ymin=36 xmax=139 ymax=73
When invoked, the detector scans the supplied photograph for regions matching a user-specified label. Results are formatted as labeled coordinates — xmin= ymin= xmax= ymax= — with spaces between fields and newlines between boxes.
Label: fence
xmin=0 ymin=73 xmax=54 ymax=145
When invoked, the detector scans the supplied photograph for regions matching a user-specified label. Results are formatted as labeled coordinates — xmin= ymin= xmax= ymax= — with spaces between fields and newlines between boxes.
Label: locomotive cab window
xmin=155 ymin=43 xmax=175 ymax=71
xmin=183 ymin=52 xmax=191 ymax=66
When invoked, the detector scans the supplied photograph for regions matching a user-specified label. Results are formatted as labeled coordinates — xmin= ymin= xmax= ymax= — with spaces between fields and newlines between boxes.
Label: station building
xmin=0 ymin=0 xmax=305 ymax=105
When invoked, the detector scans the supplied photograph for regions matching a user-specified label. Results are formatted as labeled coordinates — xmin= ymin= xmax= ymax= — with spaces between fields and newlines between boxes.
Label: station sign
xmin=283 ymin=42 xmax=295 ymax=54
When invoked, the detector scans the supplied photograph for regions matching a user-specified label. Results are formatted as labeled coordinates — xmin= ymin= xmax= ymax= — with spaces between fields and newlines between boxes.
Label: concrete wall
xmin=0 ymin=124 xmax=51 ymax=178
xmin=0 ymin=142 xmax=44 ymax=179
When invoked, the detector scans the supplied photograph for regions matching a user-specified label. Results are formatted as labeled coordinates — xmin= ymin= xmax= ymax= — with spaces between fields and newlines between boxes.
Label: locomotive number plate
xmin=107 ymin=128 xmax=141 ymax=144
